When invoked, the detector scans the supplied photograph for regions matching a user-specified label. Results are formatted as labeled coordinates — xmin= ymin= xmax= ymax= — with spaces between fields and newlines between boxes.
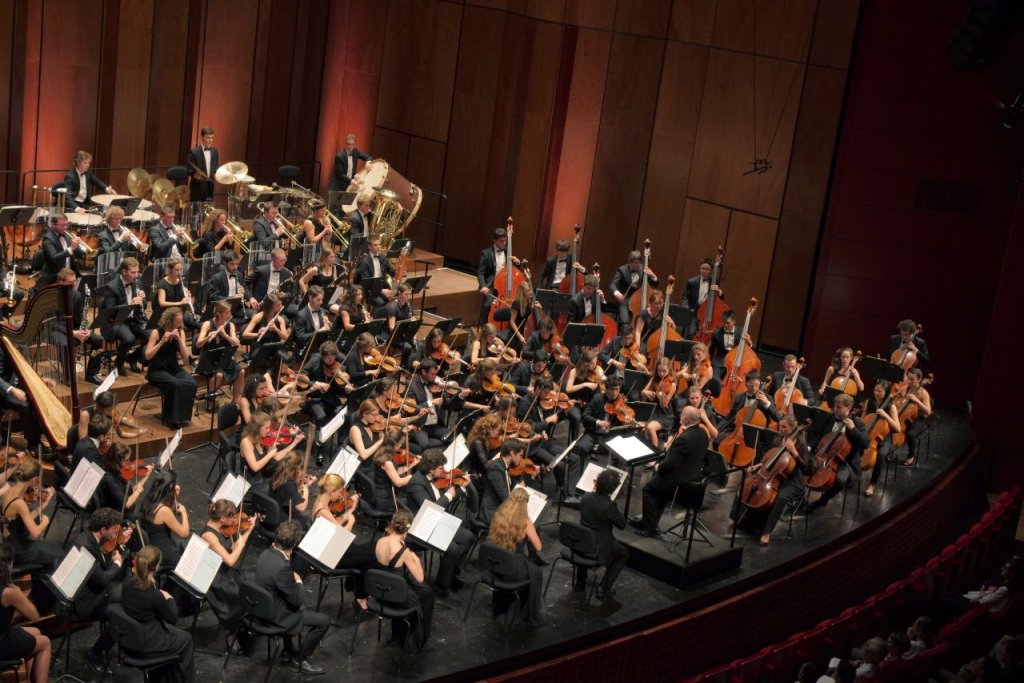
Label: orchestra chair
xmin=353 ymin=470 xmax=399 ymax=539
xmin=106 ymin=605 xmax=183 ymax=683
xmin=348 ymin=569 xmax=418 ymax=656
xmin=247 ymin=490 xmax=283 ymax=544
xmin=166 ymin=167 xmax=188 ymax=183
xmin=462 ymin=542 xmax=532 ymax=634
xmin=44 ymin=460 xmax=92 ymax=547
xmin=543 ymin=521 xmax=602 ymax=606
xmin=205 ymin=402 xmax=240 ymax=482
xmin=277 ymin=165 xmax=301 ymax=181
xmin=0 ymin=658 xmax=24 ymax=683
xmin=461 ymin=484 xmax=494 ymax=562
xmin=224 ymin=580 xmax=297 ymax=683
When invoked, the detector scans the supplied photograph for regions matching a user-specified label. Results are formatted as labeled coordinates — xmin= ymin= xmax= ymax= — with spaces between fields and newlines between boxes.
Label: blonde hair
xmin=317 ymin=473 xmax=345 ymax=493
xmin=488 ymin=487 xmax=530 ymax=550
xmin=104 ymin=206 xmax=125 ymax=221
xmin=159 ymin=307 xmax=183 ymax=331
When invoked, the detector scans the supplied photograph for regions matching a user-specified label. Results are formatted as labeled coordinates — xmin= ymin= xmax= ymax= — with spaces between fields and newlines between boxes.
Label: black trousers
xmin=0 ymin=390 xmax=41 ymax=449
xmin=148 ymin=368 xmax=198 ymax=425
xmin=641 ymin=481 xmax=702 ymax=532
xmin=437 ymin=527 xmax=474 ymax=588
xmin=284 ymin=608 xmax=330 ymax=660
xmin=107 ymin=320 xmax=147 ymax=366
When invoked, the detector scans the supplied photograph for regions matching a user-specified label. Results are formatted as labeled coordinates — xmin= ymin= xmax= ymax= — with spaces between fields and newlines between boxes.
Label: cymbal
xmin=126 ymin=167 xmax=150 ymax=198
xmin=141 ymin=174 xmax=161 ymax=201
xmin=167 ymin=185 xmax=190 ymax=206
xmin=215 ymin=161 xmax=249 ymax=185
xmin=150 ymin=179 xmax=174 ymax=206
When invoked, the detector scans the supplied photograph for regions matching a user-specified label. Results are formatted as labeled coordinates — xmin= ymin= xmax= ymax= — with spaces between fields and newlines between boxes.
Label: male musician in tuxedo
xmin=717 ymin=371 xmax=780 ymax=450
xmin=292 ymin=285 xmax=332 ymax=358
xmin=631 ymin=406 xmax=710 ymax=537
xmin=63 ymin=150 xmax=115 ymax=211
xmin=37 ymin=214 xmax=85 ymax=289
xmin=0 ymin=265 xmax=24 ymax=321
xmin=98 ymin=257 xmax=148 ymax=375
xmin=887 ymin=319 xmax=930 ymax=368
xmin=406 ymin=360 xmax=461 ymax=453
xmin=56 ymin=269 xmax=106 ymax=384
xmin=681 ymin=257 xmax=725 ymax=337
xmin=770 ymin=354 xmax=818 ymax=408
xmin=186 ymin=126 xmax=218 ymax=202
xmin=610 ymin=250 xmax=659 ymax=327
xmin=507 ymin=349 xmax=549 ymax=396
xmin=478 ymin=438 xmax=526 ymax=525
xmin=803 ymin=393 xmax=869 ymax=514
xmin=248 ymin=247 xmax=292 ymax=303
xmin=249 ymin=202 xmax=287 ymax=250
xmin=345 ymin=196 xmax=374 ymax=239
xmin=352 ymin=235 xmax=395 ymax=307
xmin=207 ymin=251 xmax=252 ymax=328
xmin=538 ymin=239 xmax=584 ymax=290
xmin=476 ymin=227 xmax=520 ymax=325
xmin=709 ymin=310 xmax=752 ymax=380
xmin=71 ymin=414 xmax=111 ymax=469
xmin=330 ymin=133 xmax=371 ymax=192
xmin=567 ymin=274 xmax=603 ymax=324
xmin=404 ymin=452 xmax=474 ymax=596
xmin=580 ymin=469 xmax=628 ymax=597
xmin=574 ymin=376 xmax=632 ymax=478
xmin=73 ymin=508 xmax=133 ymax=673
xmin=254 ymin=520 xmax=329 ymax=675
xmin=148 ymin=206 xmax=188 ymax=260
xmin=97 ymin=206 xmax=136 ymax=256
xmin=0 ymin=339 xmax=41 ymax=453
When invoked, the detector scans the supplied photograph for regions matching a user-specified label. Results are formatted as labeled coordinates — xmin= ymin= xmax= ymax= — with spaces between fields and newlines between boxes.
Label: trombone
xmin=274 ymin=214 xmax=302 ymax=248
xmin=288 ymin=181 xmax=350 ymax=248
xmin=203 ymin=205 xmax=251 ymax=253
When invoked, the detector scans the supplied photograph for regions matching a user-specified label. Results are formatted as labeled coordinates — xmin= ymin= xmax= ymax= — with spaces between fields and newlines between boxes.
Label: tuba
xmin=368 ymin=189 xmax=405 ymax=253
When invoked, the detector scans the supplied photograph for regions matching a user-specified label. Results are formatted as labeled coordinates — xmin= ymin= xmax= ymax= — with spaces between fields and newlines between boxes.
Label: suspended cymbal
xmin=167 ymin=184 xmax=190 ymax=206
xmin=126 ymin=167 xmax=151 ymax=198
xmin=150 ymin=179 xmax=174 ymax=207
xmin=215 ymin=161 xmax=249 ymax=185
xmin=141 ymin=174 xmax=161 ymax=201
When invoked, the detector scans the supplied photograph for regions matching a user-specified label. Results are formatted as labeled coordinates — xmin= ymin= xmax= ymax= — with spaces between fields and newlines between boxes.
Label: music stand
xmin=300 ymin=329 xmax=334 ymax=363
xmin=742 ymin=424 xmax=782 ymax=465
xmin=359 ymin=275 xmax=390 ymax=301
xmin=200 ymin=297 xmax=241 ymax=322
xmin=431 ymin=317 xmax=462 ymax=340
xmin=667 ymin=304 xmax=693 ymax=333
xmin=337 ymin=319 xmax=384 ymax=351
xmin=822 ymin=386 xmax=858 ymax=408
xmin=191 ymin=346 xmax=236 ymax=447
xmin=248 ymin=341 xmax=285 ymax=374
xmin=793 ymin=402 xmax=835 ymax=440
xmin=91 ymin=304 xmax=139 ymax=334
xmin=859 ymin=354 xmax=904 ymax=385
xmin=623 ymin=369 xmax=648 ymax=396
xmin=109 ymin=196 xmax=142 ymax=215
xmin=386 ymin=239 xmax=414 ymax=259
xmin=602 ymin=430 xmax=658 ymax=519
xmin=562 ymin=323 xmax=605 ymax=351
xmin=535 ymin=289 xmax=571 ymax=316
xmin=630 ymin=401 xmax=655 ymax=423
xmin=404 ymin=275 xmax=431 ymax=320
xmin=389 ymin=318 xmax=420 ymax=356
xmin=665 ymin=339 xmax=695 ymax=362
xmin=347 ymin=234 xmax=368 ymax=262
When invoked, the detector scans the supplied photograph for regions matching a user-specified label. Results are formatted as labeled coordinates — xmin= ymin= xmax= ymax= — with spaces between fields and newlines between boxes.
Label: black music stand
xmin=91 ymin=303 xmax=140 ymax=333
xmin=665 ymin=339 xmax=695 ymax=362
xmin=603 ymin=430 xmax=659 ymax=520
xmin=337 ymin=319 xmax=385 ymax=351
xmin=822 ymin=386 xmax=861 ymax=409
xmin=109 ymin=196 xmax=142 ymax=216
xmin=562 ymin=323 xmax=604 ymax=352
xmin=248 ymin=341 xmax=285 ymax=375
xmin=742 ymin=423 xmax=782 ymax=465
xmin=190 ymin=345 xmax=238 ymax=448
xmin=404 ymin=274 xmax=431 ymax=321
xmin=535 ymin=289 xmax=571 ymax=316
xmin=388 ymin=318 xmax=420 ymax=363
xmin=360 ymin=275 xmax=389 ymax=302
xmin=667 ymin=304 xmax=693 ymax=334
xmin=549 ymin=362 xmax=568 ymax=386
xmin=431 ymin=317 xmax=462 ymax=339
xmin=200 ymin=297 xmax=241 ymax=322
xmin=300 ymin=329 xmax=334 ymax=364
xmin=347 ymin=234 xmax=368 ymax=262
xmin=386 ymin=239 xmax=413 ymax=259
xmin=859 ymin=354 xmax=905 ymax=385
xmin=623 ymin=369 xmax=648 ymax=396
xmin=793 ymin=403 xmax=836 ymax=442
xmin=6 ymin=207 xmax=41 ymax=272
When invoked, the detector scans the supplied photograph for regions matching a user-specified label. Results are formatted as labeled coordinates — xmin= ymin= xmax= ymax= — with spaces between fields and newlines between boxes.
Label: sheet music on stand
xmin=326 ymin=446 xmax=361 ymax=482
xmin=513 ymin=484 xmax=548 ymax=523
xmin=298 ymin=517 xmax=355 ymax=570
xmin=576 ymin=462 xmax=628 ymax=500
xmin=211 ymin=472 xmax=250 ymax=506
xmin=442 ymin=433 xmax=469 ymax=471
xmin=550 ymin=434 xmax=582 ymax=469
xmin=318 ymin=406 xmax=348 ymax=445
xmin=64 ymin=460 xmax=105 ymax=509
xmin=49 ymin=546 xmax=96 ymax=601
xmin=327 ymin=284 xmax=344 ymax=309
xmin=408 ymin=501 xmax=463 ymax=552
xmin=172 ymin=534 xmax=223 ymax=596
xmin=93 ymin=370 xmax=117 ymax=399
xmin=605 ymin=434 xmax=655 ymax=463
xmin=158 ymin=428 xmax=183 ymax=468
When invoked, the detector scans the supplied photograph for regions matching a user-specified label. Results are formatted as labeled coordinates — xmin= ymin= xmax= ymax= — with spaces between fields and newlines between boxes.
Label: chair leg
xmin=543 ymin=557 xmax=562 ymax=597
xmin=348 ymin=608 xmax=364 ymax=656
xmin=263 ymin=637 xmax=280 ymax=683
xmin=462 ymin=581 xmax=480 ymax=621
xmin=315 ymin=574 xmax=327 ymax=610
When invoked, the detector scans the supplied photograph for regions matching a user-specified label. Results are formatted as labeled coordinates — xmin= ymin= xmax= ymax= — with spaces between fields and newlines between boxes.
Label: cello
xmin=773 ymin=357 xmax=807 ymax=417
xmin=627 ymin=239 xmax=652 ymax=324
xmin=822 ymin=350 xmax=862 ymax=409
xmin=694 ymin=246 xmax=727 ymax=345
xmin=487 ymin=216 xmax=525 ymax=331
xmin=581 ymin=263 xmax=618 ymax=350
xmin=891 ymin=323 xmax=923 ymax=371
xmin=711 ymin=298 xmax=761 ymax=415
xmin=739 ymin=420 xmax=811 ymax=510
xmin=718 ymin=377 xmax=772 ymax=467
xmin=890 ymin=373 xmax=933 ymax=448
xmin=645 ymin=275 xmax=683 ymax=371
xmin=860 ymin=392 xmax=897 ymax=471
xmin=805 ymin=408 xmax=860 ymax=492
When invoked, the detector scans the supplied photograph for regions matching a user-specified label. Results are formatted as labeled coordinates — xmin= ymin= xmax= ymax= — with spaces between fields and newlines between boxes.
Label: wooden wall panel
xmin=405 ymin=136 xmax=447 ymax=251
xmin=724 ymin=211 xmax=777 ymax=340
xmin=377 ymin=1 xmax=461 ymax=144
xmin=760 ymin=65 xmax=846 ymax=351
xmin=636 ymin=41 xmax=708 ymax=284
xmin=614 ymin=0 xmax=672 ymax=38
xmin=809 ymin=0 xmax=860 ymax=68
xmin=688 ymin=50 xmax=804 ymax=219
xmin=669 ymin=0 xmax=716 ymax=44
xmin=547 ymin=28 xmax=610 ymax=254
xmin=18 ymin=0 xmax=42 ymax=188
xmin=582 ymin=33 xmax=664 ymax=280
xmin=711 ymin=0 xmax=816 ymax=62
xmin=0 ymin=0 xmax=16 ymax=197
xmin=563 ymin=0 xmax=616 ymax=31
xmin=247 ymin=0 xmax=300 ymax=167
xmin=145 ymin=0 xmax=193 ymax=169
xmin=284 ymin=0 xmax=328 ymax=171
xmin=105 ymin=0 xmax=155 ymax=192
xmin=675 ymin=199 xmax=729 ymax=283
xmin=370 ymin=127 xmax=410 ymax=174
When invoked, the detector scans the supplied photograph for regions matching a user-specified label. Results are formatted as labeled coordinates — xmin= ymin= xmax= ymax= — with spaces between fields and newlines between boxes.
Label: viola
xmin=603 ymin=395 xmax=636 ymax=424
xmin=508 ymin=458 xmax=539 ymax=477
xmin=262 ymin=421 xmax=298 ymax=447
xmin=0 ymin=448 xmax=27 ymax=468
xmin=739 ymin=421 xmax=811 ymax=510
xmin=482 ymin=373 xmax=516 ymax=397
xmin=119 ymin=463 xmax=150 ymax=482
xmin=539 ymin=390 xmax=575 ymax=412
xmin=586 ymin=367 xmax=606 ymax=393
xmin=430 ymin=379 xmax=462 ymax=396
xmin=718 ymin=377 xmax=773 ymax=467
xmin=543 ymin=334 xmax=571 ymax=364
xmin=619 ymin=339 xmax=648 ymax=371
xmin=281 ymin=367 xmax=313 ymax=391
xmin=99 ymin=524 xmax=132 ymax=553
xmin=220 ymin=512 xmax=262 ymax=537
xmin=435 ymin=468 xmax=470 ymax=490
xmin=391 ymin=449 xmax=418 ymax=467
xmin=328 ymin=490 xmax=357 ymax=515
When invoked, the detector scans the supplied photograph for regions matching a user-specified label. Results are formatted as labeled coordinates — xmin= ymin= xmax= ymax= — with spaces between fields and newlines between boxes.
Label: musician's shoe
xmin=628 ymin=515 xmax=645 ymax=528
xmin=116 ymin=365 xmax=129 ymax=376
xmin=634 ymin=526 xmax=661 ymax=538
xmin=530 ymin=555 xmax=549 ymax=567
xmin=85 ymin=374 xmax=103 ymax=385
xmin=291 ymin=658 xmax=325 ymax=676
xmin=596 ymin=586 xmax=617 ymax=599
xmin=85 ymin=649 xmax=114 ymax=675
xmin=128 ymin=361 xmax=143 ymax=373
xmin=561 ymin=495 xmax=582 ymax=507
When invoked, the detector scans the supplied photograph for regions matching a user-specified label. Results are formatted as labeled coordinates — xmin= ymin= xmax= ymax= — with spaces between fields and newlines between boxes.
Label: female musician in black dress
xmin=120 ymin=545 xmax=196 ymax=682
xmin=200 ymin=500 xmax=254 ymax=634
xmin=338 ymin=284 xmax=371 ymax=334
xmin=201 ymin=209 xmax=234 ymax=254
xmin=195 ymin=300 xmax=244 ymax=403
xmin=632 ymin=289 xmax=667 ymax=346
xmin=348 ymin=399 xmax=387 ymax=462
xmin=135 ymin=469 xmax=190 ymax=569
xmin=300 ymin=201 xmax=333 ymax=247
xmin=96 ymin=442 xmax=151 ymax=511
xmin=0 ymin=544 xmax=52 ymax=683
xmin=368 ymin=431 xmax=420 ymax=514
xmin=310 ymin=474 xmax=373 ymax=610
xmin=373 ymin=510 xmax=435 ymax=651
xmin=238 ymin=412 xmax=305 ymax=483
xmin=0 ymin=460 xmax=59 ymax=569
xmin=144 ymin=307 xmax=198 ymax=428
xmin=486 ymin=487 xmax=544 ymax=625
xmin=237 ymin=374 xmax=270 ymax=425
xmin=242 ymin=293 xmax=291 ymax=372
xmin=268 ymin=453 xmax=314 ymax=529
xmin=299 ymin=249 xmax=342 ymax=303
xmin=153 ymin=257 xmax=199 ymax=331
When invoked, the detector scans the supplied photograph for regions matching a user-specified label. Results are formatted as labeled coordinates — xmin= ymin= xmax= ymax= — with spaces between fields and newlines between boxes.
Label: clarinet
xmin=80 ymin=284 xmax=91 ymax=331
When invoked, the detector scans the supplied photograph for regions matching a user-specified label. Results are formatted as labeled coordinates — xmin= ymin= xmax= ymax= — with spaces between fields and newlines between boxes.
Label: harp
xmin=1 ymin=283 xmax=79 ymax=451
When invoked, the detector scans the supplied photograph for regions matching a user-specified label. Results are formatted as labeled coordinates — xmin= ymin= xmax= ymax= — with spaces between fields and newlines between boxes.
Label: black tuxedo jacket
xmin=681 ymin=275 xmax=724 ymax=313
xmin=63 ymin=167 xmax=108 ymax=209
xmin=249 ymin=264 xmax=293 ymax=300
xmin=208 ymin=270 xmax=250 ymax=303
xmin=538 ymin=255 xmax=579 ymax=290
xmin=887 ymin=334 xmax=930 ymax=366
xmin=98 ymin=278 xmax=148 ymax=335
xmin=72 ymin=530 xmax=128 ymax=620
xmin=71 ymin=437 xmax=100 ymax=469
xmin=479 ymin=458 xmax=512 ymax=524
xmin=292 ymin=305 xmax=328 ymax=353
xmin=579 ymin=492 xmax=626 ymax=564
xmin=770 ymin=371 xmax=818 ymax=407
xmin=567 ymin=291 xmax=596 ymax=323
xmin=98 ymin=227 xmax=133 ymax=254
xmin=724 ymin=393 xmax=780 ymax=427
xmin=405 ymin=471 xmax=462 ymax=513
xmin=476 ymin=247 xmax=500 ymax=290
xmin=41 ymin=230 xmax=82 ymax=281
xmin=345 ymin=209 xmax=373 ymax=238
xmin=650 ymin=425 xmax=710 ymax=492
xmin=186 ymin=144 xmax=218 ymax=201
xmin=609 ymin=264 xmax=658 ymax=300
xmin=709 ymin=325 xmax=741 ymax=361
xmin=254 ymin=547 xmax=304 ymax=632
xmin=148 ymin=222 xmax=184 ymax=260
xmin=353 ymin=254 xmax=394 ymax=287
xmin=250 ymin=216 xmax=277 ymax=250
xmin=331 ymin=147 xmax=371 ymax=191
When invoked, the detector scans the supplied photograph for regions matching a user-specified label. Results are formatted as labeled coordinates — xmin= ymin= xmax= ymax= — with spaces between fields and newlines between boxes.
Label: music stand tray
xmin=822 ymin=386 xmax=859 ymax=407
xmin=742 ymin=424 xmax=781 ymax=464
xmin=201 ymin=297 xmax=242 ymax=322
xmin=404 ymin=274 xmax=430 ymax=296
xmin=535 ymin=289 xmax=571 ymax=315
xmin=793 ymin=403 xmax=835 ymax=435
xmin=109 ymin=196 xmax=142 ymax=215
xmin=90 ymin=304 xmax=137 ymax=332
xmin=630 ymin=401 xmax=656 ymax=423
xmin=359 ymin=275 xmax=389 ymax=298
xmin=664 ymin=339 xmax=695 ymax=362
xmin=301 ymin=329 xmax=334 ymax=361
xmin=389 ymin=318 xmax=420 ymax=352
xmin=859 ymin=354 xmax=905 ymax=384
xmin=248 ymin=341 xmax=284 ymax=370
xmin=622 ymin=369 xmax=648 ymax=396
xmin=431 ymin=317 xmax=462 ymax=339
xmin=668 ymin=304 xmax=693 ymax=333
xmin=195 ymin=346 xmax=234 ymax=376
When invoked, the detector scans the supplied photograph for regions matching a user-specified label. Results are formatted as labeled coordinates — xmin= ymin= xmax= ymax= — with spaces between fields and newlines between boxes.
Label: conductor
xmin=630 ymin=407 xmax=710 ymax=537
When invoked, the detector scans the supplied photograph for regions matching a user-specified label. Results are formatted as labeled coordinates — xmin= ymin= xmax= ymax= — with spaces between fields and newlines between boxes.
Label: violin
xmin=262 ymin=420 xmax=299 ymax=447
xmin=434 ymin=468 xmax=470 ymax=490
xmin=99 ymin=524 xmax=132 ymax=553
xmin=487 ymin=339 xmax=519 ymax=365
xmin=364 ymin=348 xmax=399 ymax=373
xmin=619 ymin=338 xmax=649 ymax=371
xmin=482 ymin=373 xmax=516 ymax=397
xmin=220 ymin=512 xmax=262 ymax=537
xmin=391 ymin=448 xmax=418 ymax=467
xmin=0 ymin=448 xmax=27 ymax=468
xmin=280 ymin=367 xmax=314 ymax=391
xmin=119 ymin=463 xmax=150 ymax=482
xmin=603 ymin=394 xmax=636 ymax=424
xmin=542 ymin=334 xmax=570 ymax=364
xmin=328 ymin=490 xmax=357 ymax=515
xmin=508 ymin=458 xmax=539 ymax=477
xmin=586 ymin=367 xmax=607 ymax=393
xmin=539 ymin=390 xmax=575 ymax=412
xmin=430 ymin=379 xmax=462 ymax=396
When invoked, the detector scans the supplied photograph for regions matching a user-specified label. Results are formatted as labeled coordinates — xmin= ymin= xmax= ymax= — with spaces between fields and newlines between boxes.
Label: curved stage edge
xmin=472 ymin=413 xmax=980 ymax=683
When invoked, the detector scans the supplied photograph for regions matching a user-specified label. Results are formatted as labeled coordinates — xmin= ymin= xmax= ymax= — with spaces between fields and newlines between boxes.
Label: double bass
xmin=711 ymin=298 xmax=761 ymax=415
xmin=556 ymin=225 xmax=586 ymax=333
xmin=718 ymin=377 xmax=773 ymax=467
xmin=694 ymin=246 xmax=727 ymax=345
xmin=627 ymin=239 xmax=652 ymax=323
xmin=645 ymin=275 xmax=683 ymax=371
xmin=739 ymin=420 xmax=811 ymax=510
xmin=581 ymin=263 xmax=618 ymax=350
xmin=487 ymin=216 xmax=525 ymax=332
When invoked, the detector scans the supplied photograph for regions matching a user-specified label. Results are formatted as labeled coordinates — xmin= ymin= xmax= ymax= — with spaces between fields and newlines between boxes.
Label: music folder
xmin=576 ymin=462 xmax=628 ymax=500
xmin=318 ymin=406 xmax=348 ymax=445
xmin=442 ymin=433 xmax=469 ymax=471
xmin=211 ymin=472 xmax=250 ymax=506
xmin=64 ymin=459 xmax=105 ymax=509
xmin=604 ymin=434 xmax=657 ymax=465
xmin=172 ymin=534 xmax=223 ymax=596
xmin=326 ymin=445 xmax=361 ymax=482
xmin=408 ymin=501 xmax=462 ymax=552
xmin=513 ymin=484 xmax=548 ymax=524
xmin=298 ymin=517 xmax=356 ymax=570
xmin=49 ymin=546 xmax=97 ymax=602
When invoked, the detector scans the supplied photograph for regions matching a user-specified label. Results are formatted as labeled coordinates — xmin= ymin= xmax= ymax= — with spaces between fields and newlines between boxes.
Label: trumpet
xmin=172 ymin=223 xmax=196 ymax=248
xmin=67 ymin=228 xmax=98 ymax=257
xmin=125 ymin=228 xmax=150 ymax=254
